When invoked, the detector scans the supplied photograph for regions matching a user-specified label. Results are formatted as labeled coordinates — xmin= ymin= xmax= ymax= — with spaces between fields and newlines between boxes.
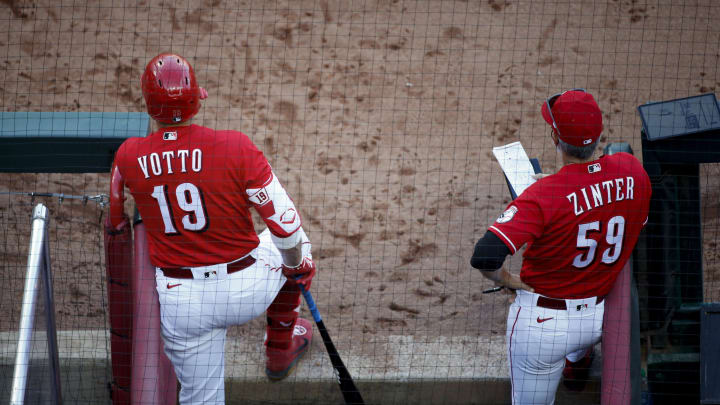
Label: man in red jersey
xmin=470 ymin=89 xmax=651 ymax=404
xmin=109 ymin=53 xmax=315 ymax=404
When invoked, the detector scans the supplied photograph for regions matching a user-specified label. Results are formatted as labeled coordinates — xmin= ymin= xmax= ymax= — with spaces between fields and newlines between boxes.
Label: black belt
xmin=161 ymin=256 xmax=256 ymax=279
xmin=537 ymin=295 xmax=605 ymax=310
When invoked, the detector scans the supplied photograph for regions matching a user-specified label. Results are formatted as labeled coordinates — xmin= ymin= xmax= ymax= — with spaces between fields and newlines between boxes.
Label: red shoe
xmin=265 ymin=318 xmax=313 ymax=381
xmin=562 ymin=348 xmax=594 ymax=391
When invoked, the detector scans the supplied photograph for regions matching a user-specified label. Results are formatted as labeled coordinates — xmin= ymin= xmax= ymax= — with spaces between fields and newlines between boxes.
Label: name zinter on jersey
xmin=137 ymin=149 xmax=203 ymax=179
xmin=567 ymin=176 xmax=635 ymax=216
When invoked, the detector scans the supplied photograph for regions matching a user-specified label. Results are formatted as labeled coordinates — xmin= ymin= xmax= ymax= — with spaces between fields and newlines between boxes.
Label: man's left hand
xmin=281 ymin=257 xmax=316 ymax=291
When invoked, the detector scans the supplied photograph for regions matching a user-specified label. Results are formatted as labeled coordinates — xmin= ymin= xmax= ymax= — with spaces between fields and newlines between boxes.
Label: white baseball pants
xmin=506 ymin=290 xmax=604 ymax=405
xmin=155 ymin=229 xmax=287 ymax=404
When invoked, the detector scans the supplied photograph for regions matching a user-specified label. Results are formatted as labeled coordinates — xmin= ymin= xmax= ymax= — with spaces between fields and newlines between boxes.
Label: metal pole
xmin=10 ymin=204 xmax=50 ymax=405
xmin=42 ymin=219 xmax=62 ymax=403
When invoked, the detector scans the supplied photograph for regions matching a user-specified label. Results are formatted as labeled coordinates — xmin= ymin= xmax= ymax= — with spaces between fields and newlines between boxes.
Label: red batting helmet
xmin=141 ymin=53 xmax=204 ymax=124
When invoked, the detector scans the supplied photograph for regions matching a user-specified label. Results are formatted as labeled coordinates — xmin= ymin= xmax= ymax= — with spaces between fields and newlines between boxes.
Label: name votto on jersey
xmin=566 ymin=176 xmax=635 ymax=216
xmin=136 ymin=149 xmax=203 ymax=178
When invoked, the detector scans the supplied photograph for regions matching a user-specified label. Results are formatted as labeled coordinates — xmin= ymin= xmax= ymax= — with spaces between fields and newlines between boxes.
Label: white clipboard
xmin=492 ymin=142 xmax=540 ymax=198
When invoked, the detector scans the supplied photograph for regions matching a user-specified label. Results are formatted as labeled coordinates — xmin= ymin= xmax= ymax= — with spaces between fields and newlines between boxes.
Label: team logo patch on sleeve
xmin=496 ymin=206 xmax=518 ymax=223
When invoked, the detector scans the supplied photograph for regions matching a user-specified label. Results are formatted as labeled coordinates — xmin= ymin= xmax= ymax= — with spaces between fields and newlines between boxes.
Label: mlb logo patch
xmin=163 ymin=131 xmax=177 ymax=140
xmin=496 ymin=206 xmax=518 ymax=223
xmin=588 ymin=163 xmax=601 ymax=173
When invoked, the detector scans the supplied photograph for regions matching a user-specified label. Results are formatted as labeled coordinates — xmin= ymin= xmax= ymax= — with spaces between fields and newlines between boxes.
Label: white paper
xmin=492 ymin=141 xmax=537 ymax=197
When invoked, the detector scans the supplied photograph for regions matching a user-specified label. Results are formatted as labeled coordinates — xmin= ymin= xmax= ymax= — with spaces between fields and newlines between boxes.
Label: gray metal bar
xmin=10 ymin=204 xmax=62 ymax=404
xmin=0 ymin=191 xmax=109 ymax=207
xmin=42 ymin=220 xmax=62 ymax=404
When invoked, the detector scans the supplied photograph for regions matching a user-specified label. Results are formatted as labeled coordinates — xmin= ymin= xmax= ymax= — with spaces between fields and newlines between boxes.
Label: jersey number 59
xmin=151 ymin=183 xmax=208 ymax=234
xmin=573 ymin=215 xmax=625 ymax=268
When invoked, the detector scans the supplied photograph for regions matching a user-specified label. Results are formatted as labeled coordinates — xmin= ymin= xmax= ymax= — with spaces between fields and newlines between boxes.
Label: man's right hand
xmin=281 ymin=257 xmax=316 ymax=291
xmin=531 ymin=173 xmax=550 ymax=180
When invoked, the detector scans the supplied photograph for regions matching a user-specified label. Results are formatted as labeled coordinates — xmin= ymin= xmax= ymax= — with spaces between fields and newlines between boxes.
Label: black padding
xmin=470 ymin=230 xmax=510 ymax=271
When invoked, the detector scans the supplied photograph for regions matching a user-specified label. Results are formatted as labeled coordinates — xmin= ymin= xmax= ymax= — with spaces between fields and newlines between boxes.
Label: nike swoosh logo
xmin=537 ymin=316 xmax=553 ymax=323
xmin=167 ymin=283 xmax=182 ymax=289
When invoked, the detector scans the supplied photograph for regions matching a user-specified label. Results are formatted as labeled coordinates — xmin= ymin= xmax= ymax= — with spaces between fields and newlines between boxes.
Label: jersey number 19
xmin=151 ymin=183 xmax=208 ymax=234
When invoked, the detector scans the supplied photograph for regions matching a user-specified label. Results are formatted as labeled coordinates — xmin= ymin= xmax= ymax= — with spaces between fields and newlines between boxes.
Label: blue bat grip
xmin=296 ymin=281 xmax=322 ymax=323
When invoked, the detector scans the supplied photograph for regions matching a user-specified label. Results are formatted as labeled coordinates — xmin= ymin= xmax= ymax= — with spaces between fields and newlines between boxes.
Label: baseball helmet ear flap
xmin=141 ymin=53 xmax=203 ymax=124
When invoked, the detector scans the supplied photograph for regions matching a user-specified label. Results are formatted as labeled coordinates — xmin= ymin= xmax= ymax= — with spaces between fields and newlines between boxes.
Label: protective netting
xmin=1 ymin=1 xmax=719 ymax=404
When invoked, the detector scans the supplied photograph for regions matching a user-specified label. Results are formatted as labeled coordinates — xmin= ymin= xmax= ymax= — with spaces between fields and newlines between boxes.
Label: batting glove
xmin=282 ymin=257 xmax=316 ymax=291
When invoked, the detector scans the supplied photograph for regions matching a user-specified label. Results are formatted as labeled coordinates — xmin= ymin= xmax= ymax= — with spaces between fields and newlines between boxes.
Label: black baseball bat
xmin=298 ymin=283 xmax=365 ymax=405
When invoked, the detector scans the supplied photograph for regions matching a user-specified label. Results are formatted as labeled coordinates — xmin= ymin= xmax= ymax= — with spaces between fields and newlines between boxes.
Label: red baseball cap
xmin=541 ymin=90 xmax=603 ymax=147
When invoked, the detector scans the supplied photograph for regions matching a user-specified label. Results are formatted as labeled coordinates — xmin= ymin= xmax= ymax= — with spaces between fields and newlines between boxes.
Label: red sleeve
xmin=240 ymin=135 xmax=273 ymax=188
xmin=487 ymin=190 xmax=545 ymax=254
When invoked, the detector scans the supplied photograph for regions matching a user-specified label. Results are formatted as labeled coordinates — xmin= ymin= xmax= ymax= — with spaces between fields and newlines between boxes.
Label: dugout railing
xmin=1 ymin=112 xmax=150 ymax=404
xmin=10 ymin=203 xmax=62 ymax=404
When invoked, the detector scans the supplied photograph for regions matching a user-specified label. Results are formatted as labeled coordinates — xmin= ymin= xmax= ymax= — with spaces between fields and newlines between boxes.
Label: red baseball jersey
xmin=489 ymin=152 xmax=651 ymax=298
xmin=114 ymin=124 xmax=274 ymax=267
